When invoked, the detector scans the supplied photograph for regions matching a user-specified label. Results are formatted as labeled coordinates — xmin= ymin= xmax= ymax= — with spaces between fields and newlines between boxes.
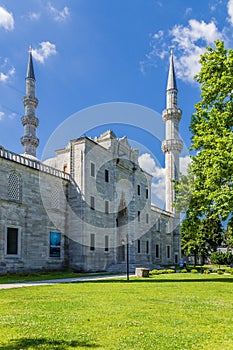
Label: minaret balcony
xmin=21 ymin=135 xmax=39 ymax=148
xmin=162 ymin=108 xmax=182 ymax=122
xmin=21 ymin=115 xmax=39 ymax=127
xmin=161 ymin=139 xmax=183 ymax=153
xmin=23 ymin=96 xmax=38 ymax=107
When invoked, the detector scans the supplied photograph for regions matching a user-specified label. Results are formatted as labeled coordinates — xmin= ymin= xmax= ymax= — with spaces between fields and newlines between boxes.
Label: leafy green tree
xmin=180 ymin=212 xmax=223 ymax=265
xmin=210 ymin=251 xmax=233 ymax=267
xmin=210 ymin=251 xmax=225 ymax=267
xmin=225 ymin=218 xmax=233 ymax=249
xmin=175 ymin=40 xmax=233 ymax=261
xmin=180 ymin=213 xmax=201 ymax=265
xmin=190 ymin=40 xmax=233 ymax=222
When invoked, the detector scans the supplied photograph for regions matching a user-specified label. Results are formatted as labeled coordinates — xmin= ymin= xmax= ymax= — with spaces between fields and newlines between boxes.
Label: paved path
xmin=0 ymin=274 xmax=130 ymax=290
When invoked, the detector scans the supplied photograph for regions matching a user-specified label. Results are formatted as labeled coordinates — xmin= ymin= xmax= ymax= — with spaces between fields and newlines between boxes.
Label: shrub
xmin=210 ymin=251 xmax=233 ymax=266
xmin=191 ymin=269 xmax=198 ymax=274
xmin=180 ymin=269 xmax=187 ymax=273
xmin=217 ymin=269 xmax=224 ymax=275
xmin=204 ymin=269 xmax=210 ymax=274
xmin=150 ymin=269 xmax=175 ymax=275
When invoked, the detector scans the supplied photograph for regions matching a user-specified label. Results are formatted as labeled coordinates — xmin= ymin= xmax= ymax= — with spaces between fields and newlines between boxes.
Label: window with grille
xmin=8 ymin=172 xmax=21 ymax=201
xmin=50 ymin=185 xmax=60 ymax=209
xmin=155 ymin=244 xmax=159 ymax=258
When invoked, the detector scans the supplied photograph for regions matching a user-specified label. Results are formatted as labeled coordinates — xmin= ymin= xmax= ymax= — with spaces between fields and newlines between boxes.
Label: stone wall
xmin=0 ymin=155 xmax=70 ymax=274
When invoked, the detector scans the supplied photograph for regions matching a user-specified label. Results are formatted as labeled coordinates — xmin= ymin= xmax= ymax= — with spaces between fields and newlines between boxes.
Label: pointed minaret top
xmin=26 ymin=47 xmax=35 ymax=80
xmin=167 ymin=50 xmax=177 ymax=91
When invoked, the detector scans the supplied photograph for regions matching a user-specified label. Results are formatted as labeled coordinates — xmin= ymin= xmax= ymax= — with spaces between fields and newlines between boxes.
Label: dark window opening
xmin=7 ymin=227 xmax=18 ymax=255
xmin=167 ymin=245 xmax=171 ymax=259
xmin=91 ymin=162 xmax=95 ymax=177
xmin=105 ymin=201 xmax=109 ymax=214
xmin=105 ymin=169 xmax=109 ymax=182
xmin=90 ymin=196 xmax=95 ymax=210
xmin=105 ymin=235 xmax=109 ymax=252
xmin=90 ymin=234 xmax=95 ymax=251
xmin=137 ymin=239 xmax=141 ymax=253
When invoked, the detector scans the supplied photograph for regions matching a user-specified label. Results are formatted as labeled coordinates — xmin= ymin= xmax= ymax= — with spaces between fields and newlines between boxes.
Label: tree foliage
xmin=210 ymin=251 xmax=233 ymax=266
xmin=190 ymin=40 xmax=233 ymax=222
xmin=175 ymin=40 xmax=233 ymax=259
xmin=225 ymin=217 xmax=233 ymax=248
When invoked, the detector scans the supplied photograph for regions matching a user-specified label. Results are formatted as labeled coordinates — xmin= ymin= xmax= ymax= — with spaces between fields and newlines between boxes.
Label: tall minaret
xmin=162 ymin=51 xmax=183 ymax=213
xmin=21 ymin=47 xmax=39 ymax=158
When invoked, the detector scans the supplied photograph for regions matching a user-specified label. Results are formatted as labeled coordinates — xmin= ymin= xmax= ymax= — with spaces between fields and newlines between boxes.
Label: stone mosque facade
xmin=0 ymin=50 xmax=183 ymax=274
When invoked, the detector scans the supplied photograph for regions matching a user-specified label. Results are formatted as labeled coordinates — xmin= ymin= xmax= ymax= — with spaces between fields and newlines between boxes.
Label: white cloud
xmin=32 ymin=42 xmax=57 ymax=64
xmin=140 ymin=31 xmax=168 ymax=73
xmin=180 ymin=155 xmax=191 ymax=175
xmin=138 ymin=153 xmax=166 ymax=206
xmin=153 ymin=30 xmax=164 ymax=40
xmin=0 ymin=111 xmax=4 ymax=120
xmin=28 ymin=12 xmax=41 ymax=21
xmin=141 ymin=9 xmax=226 ymax=84
xmin=0 ymin=66 xmax=15 ymax=83
xmin=0 ymin=72 xmax=8 ymax=82
xmin=0 ymin=6 xmax=14 ymax=31
xmin=227 ymin=0 xmax=233 ymax=25
xmin=172 ymin=19 xmax=222 ymax=45
xmin=170 ymin=19 xmax=223 ymax=83
xmin=138 ymin=153 xmax=191 ymax=207
xmin=138 ymin=153 xmax=165 ymax=178
xmin=185 ymin=8 xmax=192 ymax=16
xmin=48 ymin=3 xmax=70 ymax=22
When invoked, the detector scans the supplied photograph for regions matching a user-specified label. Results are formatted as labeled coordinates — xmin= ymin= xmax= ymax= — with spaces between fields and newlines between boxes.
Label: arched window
xmin=8 ymin=172 xmax=21 ymax=201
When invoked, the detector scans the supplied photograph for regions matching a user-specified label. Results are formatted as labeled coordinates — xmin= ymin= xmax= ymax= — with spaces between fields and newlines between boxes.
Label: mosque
xmin=0 ymin=49 xmax=183 ymax=273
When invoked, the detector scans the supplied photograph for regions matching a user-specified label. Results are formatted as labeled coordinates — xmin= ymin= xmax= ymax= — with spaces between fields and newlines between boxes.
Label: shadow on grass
xmin=0 ymin=338 xmax=100 ymax=349
xmin=80 ymin=276 xmax=233 ymax=284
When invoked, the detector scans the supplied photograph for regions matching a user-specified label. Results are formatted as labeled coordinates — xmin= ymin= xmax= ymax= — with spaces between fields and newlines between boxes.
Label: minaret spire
xmin=21 ymin=47 xmax=39 ymax=158
xmin=26 ymin=46 xmax=35 ymax=80
xmin=167 ymin=50 xmax=177 ymax=92
xmin=162 ymin=51 xmax=183 ymax=213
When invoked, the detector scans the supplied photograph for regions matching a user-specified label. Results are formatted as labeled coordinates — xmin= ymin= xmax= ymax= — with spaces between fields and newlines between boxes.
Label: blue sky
xmin=0 ymin=0 xmax=232 ymax=207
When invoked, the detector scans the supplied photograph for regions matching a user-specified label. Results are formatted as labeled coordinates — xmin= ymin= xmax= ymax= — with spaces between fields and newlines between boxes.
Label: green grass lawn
xmin=0 ymin=274 xmax=233 ymax=349
xmin=0 ymin=271 xmax=109 ymax=284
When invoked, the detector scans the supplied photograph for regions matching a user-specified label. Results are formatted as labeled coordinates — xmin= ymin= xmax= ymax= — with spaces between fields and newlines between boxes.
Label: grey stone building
xmin=0 ymin=49 xmax=182 ymax=274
